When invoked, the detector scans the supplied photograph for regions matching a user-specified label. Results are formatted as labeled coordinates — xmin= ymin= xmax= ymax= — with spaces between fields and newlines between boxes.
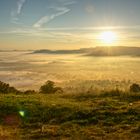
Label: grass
xmin=0 ymin=89 xmax=140 ymax=140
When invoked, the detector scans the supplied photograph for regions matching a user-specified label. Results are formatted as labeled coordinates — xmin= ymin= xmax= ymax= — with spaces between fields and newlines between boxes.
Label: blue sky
xmin=0 ymin=0 xmax=140 ymax=50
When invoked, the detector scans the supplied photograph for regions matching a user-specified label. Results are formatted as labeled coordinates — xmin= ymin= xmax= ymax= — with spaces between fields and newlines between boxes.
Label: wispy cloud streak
xmin=11 ymin=0 xmax=27 ymax=23
xmin=33 ymin=7 xmax=70 ymax=28
xmin=17 ymin=0 xmax=26 ymax=15
xmin=33 ymin=0 xmax=76 ymax=28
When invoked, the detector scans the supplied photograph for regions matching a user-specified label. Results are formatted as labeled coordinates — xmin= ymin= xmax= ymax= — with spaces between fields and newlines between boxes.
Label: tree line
xmin=0 ymin=80 xmax=140 ymax=94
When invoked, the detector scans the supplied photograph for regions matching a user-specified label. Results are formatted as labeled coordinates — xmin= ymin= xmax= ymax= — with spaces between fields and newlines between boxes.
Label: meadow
xmin=0 ymin=86 xmax=140 ymax=139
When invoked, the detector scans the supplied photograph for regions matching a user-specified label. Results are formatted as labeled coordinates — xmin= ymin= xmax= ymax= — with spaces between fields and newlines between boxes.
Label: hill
xmin=86 ymin=46 xmax=140 ymax=56
xmin=0 ymin=87 xmax=140 ymax=139
xmin=0 ymin=81 xmax=140 ymax=139
xmin=33 ymin=46 xmax=140 ymax=56
xmin=33 ymin=48 xmax=89 ymax=54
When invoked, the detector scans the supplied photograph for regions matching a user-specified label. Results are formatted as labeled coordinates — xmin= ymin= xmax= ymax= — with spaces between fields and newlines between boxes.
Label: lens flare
xmin=19 ymin=110 xmax=25 ymax=117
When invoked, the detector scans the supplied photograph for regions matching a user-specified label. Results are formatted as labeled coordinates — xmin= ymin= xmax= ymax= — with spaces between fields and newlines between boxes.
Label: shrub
xmin=130 ymin=83 xmax=140 ymax=93
xmin=39 ymin=80 xmax=63 ymax=94
xmin=24 ymin=90 xmax=36 ymax=94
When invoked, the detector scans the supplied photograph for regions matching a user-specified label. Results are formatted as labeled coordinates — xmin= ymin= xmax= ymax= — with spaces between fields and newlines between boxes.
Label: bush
xmin=39 ymin=80 xmax=63 ymax=94
xmin=24 ymin=90 xmax=36 ymax=94
xmin=0 ymin=81 xmax=19 ymax=94
xmin=130 ymin=83 xmax=140 ymax=93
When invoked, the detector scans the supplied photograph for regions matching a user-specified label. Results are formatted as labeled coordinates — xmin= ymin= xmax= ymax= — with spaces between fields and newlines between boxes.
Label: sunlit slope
xmin=0 ymin=89 xmax=140 ymax=139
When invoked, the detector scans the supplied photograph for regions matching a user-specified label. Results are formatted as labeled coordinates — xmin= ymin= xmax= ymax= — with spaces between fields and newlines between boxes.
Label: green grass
xmin=0 ymin=89 xmax=140 ymax=140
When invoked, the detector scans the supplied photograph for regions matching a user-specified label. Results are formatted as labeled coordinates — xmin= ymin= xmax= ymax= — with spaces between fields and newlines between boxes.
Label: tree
xmin=39 ymin=80 xmax=63 ymax=94
xmin=130 ymin=83 xmax=140 ymax=93
xmin=0 ymin=81 xmax=18 ymax=94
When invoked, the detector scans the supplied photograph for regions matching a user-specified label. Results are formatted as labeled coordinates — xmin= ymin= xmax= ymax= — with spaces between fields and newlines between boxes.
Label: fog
xmin=0 ymin=51 xmax=140 ymax=90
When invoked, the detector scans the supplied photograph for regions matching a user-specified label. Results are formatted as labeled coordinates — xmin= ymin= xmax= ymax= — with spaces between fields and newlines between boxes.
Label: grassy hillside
xmin=0 ymin=88 xmax=140 ymax=140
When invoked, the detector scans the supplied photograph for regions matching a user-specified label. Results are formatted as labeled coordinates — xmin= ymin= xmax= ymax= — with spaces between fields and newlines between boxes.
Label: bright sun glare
xmin=99 ymin=31 xmax=117 ymax=45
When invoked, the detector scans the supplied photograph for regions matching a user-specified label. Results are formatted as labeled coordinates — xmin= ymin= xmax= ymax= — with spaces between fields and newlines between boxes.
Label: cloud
xmin=17 ymin=0 xmax=26 ymax=15
xmin=33 ymin=7 xmax=70 ymax=28
xmin=57 ymin=0 xmax=76 ymax=5
xmin=11 ymin=0 xmax=27 ymax=23
xmin=62 ymin=1 xmax=76 ymax=6
xmin=33 ymin=0 xmax=76 ymax=28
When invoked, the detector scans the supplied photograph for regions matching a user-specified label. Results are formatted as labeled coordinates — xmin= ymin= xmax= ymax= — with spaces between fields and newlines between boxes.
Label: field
xmin=0 ymin=88 xmax=140 ymax=140
xmin=0 ymin=51 xmax=140 ymax=139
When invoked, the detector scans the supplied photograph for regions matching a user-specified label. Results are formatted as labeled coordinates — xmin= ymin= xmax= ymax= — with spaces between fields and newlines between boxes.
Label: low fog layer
xmin=0 ymin=50 xmax=140 ymax=90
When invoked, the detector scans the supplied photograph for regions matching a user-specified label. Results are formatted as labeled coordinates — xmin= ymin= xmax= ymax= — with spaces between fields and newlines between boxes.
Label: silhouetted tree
xmin=130 ymin=83 xmax=140 ymax=93
xmin=0 ymin=81 xmax=19 ymax=94
xmin=39 ymin=80 xmax=63 ymax=94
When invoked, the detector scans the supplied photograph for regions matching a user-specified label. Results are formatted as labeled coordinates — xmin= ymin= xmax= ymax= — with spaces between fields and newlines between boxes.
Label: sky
xmin=0 ymin=0 xmax=140 ymax=50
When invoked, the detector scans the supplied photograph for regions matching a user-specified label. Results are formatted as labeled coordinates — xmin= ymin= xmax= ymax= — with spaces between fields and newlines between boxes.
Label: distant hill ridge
xmin=33 ymin=48 xmax=90 ymax=54
xmin=33 ymin=46 xmax=140 ymax=56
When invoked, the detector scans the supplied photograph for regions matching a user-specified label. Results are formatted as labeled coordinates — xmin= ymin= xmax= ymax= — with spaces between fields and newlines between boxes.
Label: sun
xmin=99 ymin=31 xmax=117 ymax=45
